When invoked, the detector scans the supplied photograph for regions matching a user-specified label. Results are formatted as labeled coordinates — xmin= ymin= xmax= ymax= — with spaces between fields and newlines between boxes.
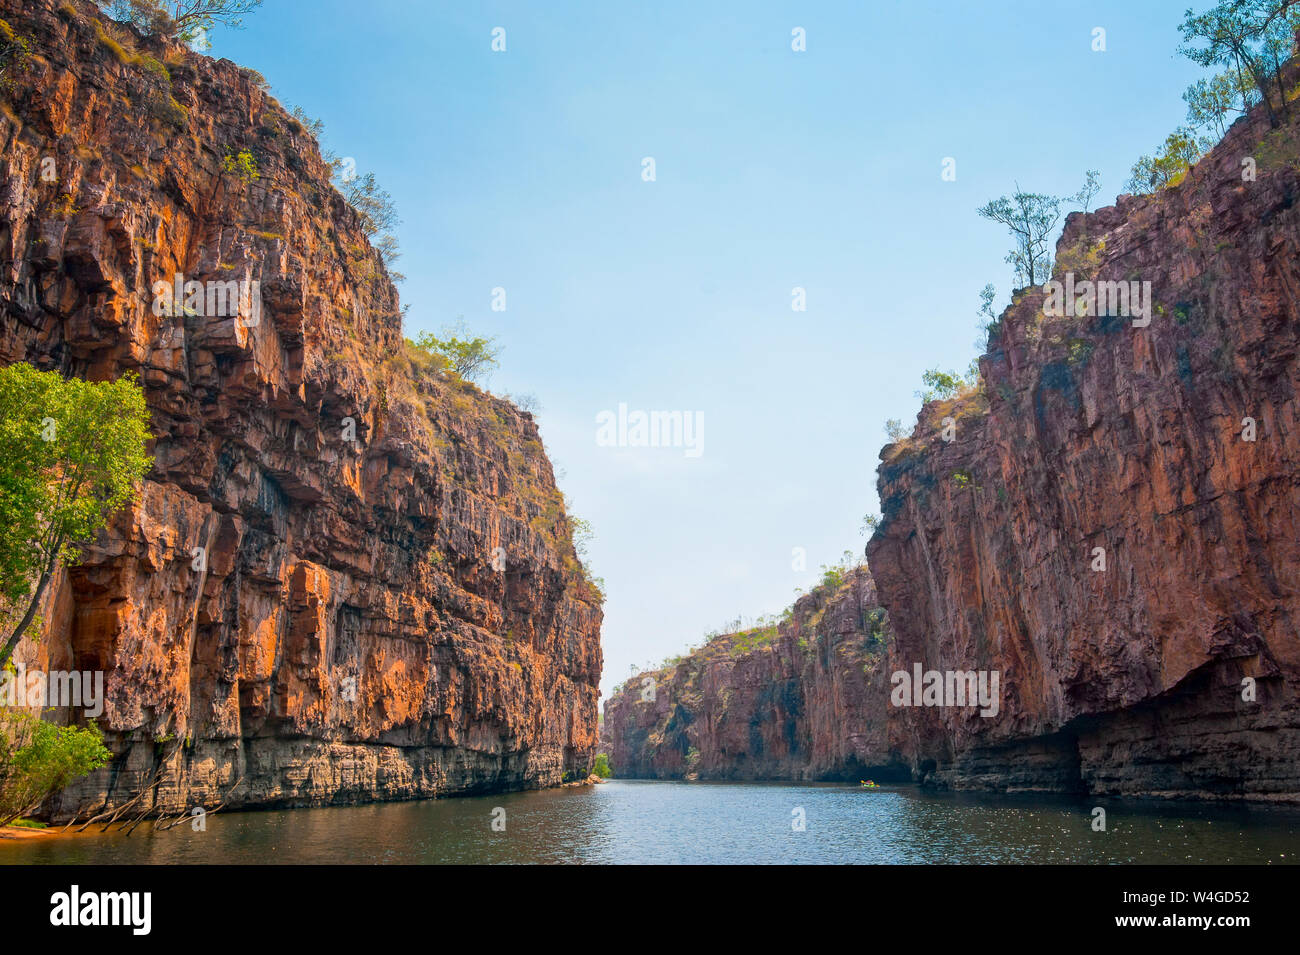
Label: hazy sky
xmin=214 ymin=0 xmax=1207 ymax=696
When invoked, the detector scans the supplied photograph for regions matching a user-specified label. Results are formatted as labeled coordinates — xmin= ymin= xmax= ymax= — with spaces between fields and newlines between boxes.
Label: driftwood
xmin=65 ymin=742 xmax=178 ymax=833
xmin=58 ymin=745 xmax=245 ymax=836
xmin=154 ymin=775 xmax=244 ymax=833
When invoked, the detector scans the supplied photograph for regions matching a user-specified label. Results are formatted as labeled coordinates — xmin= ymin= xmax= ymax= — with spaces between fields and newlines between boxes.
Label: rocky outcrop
xmin=865 ymin=90 xmax=1300 ymax=801
xmin=608 ymin=71 xmax=1300 ymax=802
xmin=605 ymin=569 xmax=905 ymax=782
xmin=0 ymin=0 xmax=602 ymax=817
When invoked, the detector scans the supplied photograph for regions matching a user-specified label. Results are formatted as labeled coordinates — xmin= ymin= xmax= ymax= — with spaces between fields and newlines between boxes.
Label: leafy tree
xmin=916 ymin=367 xmax=967 ymax=402
xmin=1184 ymin=70 xmax=1258 ymax=137
xmin=343 ymin=172 xmax=400 ymax=257
xmin=1178 ymin=0 xmax=1300 ymax=128
xmin=591 ymin=753 xmax=613 ymax=778
xmin=221 ymin=147 xmax=259 ymax=183
xmin=101 ymin=1 xmax=263 ymax=45
xmin=284 ymin=109 xmax=403 ymax=274
xmin=0 ymin=713 xmax=111 ymax=828
xmin=411 ymin=322 xmax=501 ymax=383
xmin=1072 ymin=169 xmax=1102 ymax=216
xmin=0 ymin=364 xmax=152 ymax=668
xmin=977 ymin=187 xmax=1062 ymax=288
xmin=1125 ymin=126 xmax=1208 ymax=194
xmin=883 ymin=418 xmax=907 ymax=441
xmin=975 ymin=283 xmax=1001 ymax=349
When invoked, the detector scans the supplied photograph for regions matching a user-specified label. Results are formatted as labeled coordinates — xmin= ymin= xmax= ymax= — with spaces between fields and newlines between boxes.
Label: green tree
xmin=916 ymin=367 xmax=966 ymax=402
xmin=411 ymin=322 xmax=502 ymax=383
xmin=1072 ymin=169 xmax=1102 ymax=216
xmin=0 ymin=713 xmax=111 ymax=828
xmin=221 ymin=147 xmax=259 ymax=183
xmin=101 ymin=1 xmax=263 ymax=45
xmin=977 ymin=187 xmax=1062 ymax=288
xmin=591 ymin=753 xmax=613 ymax=778
xmin=0 ymin=364 xmax=153 ymax=668
xmin=1125 ymin=126 xmax=1207 ymax=194
xmin=342 ymin=171 xmax=401 ymax=266
xmin=976 ymin=283 xmax=1000 ymax=349
xmin=1184 ymin=71 xmax=1258 ymax=137
xmin=1178 ymin=0 xmax=1300 ymax=128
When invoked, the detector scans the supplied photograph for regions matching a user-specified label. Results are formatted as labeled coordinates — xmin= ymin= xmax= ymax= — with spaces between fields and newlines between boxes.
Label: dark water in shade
xmin=3 ymin=780 xmax=1299 ymax=864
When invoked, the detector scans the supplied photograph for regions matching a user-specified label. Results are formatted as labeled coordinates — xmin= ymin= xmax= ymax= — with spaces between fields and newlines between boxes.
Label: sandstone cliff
xmin=0 ymin=0 xmax=602 ymax=817
xmin=605 ymin=569 xmax=900 ymax=782
xmin=606 ymin=70 xmax=1300 ymax=801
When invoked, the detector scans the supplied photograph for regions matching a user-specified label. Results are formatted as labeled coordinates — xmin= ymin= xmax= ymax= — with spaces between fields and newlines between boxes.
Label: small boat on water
xmin=860 ymin=780 xmax=880 ymax=789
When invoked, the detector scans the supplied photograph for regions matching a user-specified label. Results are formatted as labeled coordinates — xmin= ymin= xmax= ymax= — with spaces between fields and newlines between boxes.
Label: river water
xmin=4 ymin=780 xmax=1299 ymax=864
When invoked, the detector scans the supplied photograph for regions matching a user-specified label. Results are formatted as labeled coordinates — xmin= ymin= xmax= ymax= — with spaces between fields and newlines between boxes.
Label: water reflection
xmin=4 ymin=781 xmax=1298 ymax=864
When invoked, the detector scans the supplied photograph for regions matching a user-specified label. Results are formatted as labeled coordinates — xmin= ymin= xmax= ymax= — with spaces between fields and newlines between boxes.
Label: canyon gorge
xmin=606 ymin=73 xmax=1300 ymax=802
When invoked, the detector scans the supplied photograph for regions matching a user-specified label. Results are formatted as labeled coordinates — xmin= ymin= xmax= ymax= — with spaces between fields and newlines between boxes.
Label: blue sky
xmin=213 ymin=0 xmax=1207 ymax=696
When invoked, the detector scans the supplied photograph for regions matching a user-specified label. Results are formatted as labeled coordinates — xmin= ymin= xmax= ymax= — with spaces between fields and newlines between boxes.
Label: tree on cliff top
xmin=1178 ymin=0 xmax=1300 ymax=128
xmin=100 ymin=0 xmax=263 ymax=46
xmin=410 ymin=321 xmax=502 ymax=384
xmin=976 ymin=187 xmax=1061 ymax=289
xmin=0 ymin=364 xmax=152 ymax=668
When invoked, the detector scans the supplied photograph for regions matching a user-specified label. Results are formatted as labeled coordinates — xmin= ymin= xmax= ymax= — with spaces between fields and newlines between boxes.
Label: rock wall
xmin=607 ymin=71 xmax=1300 ymax=802
xmin=605 ymin=569 xmax=903 ymax=782
xmin=0 ymin=0 xmax=602 ymax=817
xmin=866 ymin=88 xmax=1300 ymax=801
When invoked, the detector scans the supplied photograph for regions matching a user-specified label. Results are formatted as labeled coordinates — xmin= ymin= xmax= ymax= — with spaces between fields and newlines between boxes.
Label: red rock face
xmin=0 ymin=0 xmax=602 ymax=817
xmin=608 ymin=82 xmax=1300 ymax=802
xmin=605 ymin=570 xmax=902 ymax=782
xmin=868 ymin=91 xmax=1300 ymax=800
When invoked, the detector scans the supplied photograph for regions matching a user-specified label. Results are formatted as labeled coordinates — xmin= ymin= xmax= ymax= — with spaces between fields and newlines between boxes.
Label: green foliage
xmin=0 ymin=17 xmax=31 ymax=91
xmin=222 ymin=148 xmax=259 ymax=183
xmin=818 ymin=549 xmax=862 ymax=591
xmin=410 ymin=322 xmax=502 ymax=383
xmin=951 ymin=469 xmax=978 ymax=491
xmin=1053 ymin=235 xmax=1108 ymax=281
xmin=0 ymin=364 xmax=153 ymax=666
xmin=1185 ymin=70 xmax=1258 ymax=137
xmin=863 ymin=607 xmax=890 ymax=651
xmin=1125 ymin=126 xmax=1209 ymax=194
xmin=341 ymin=171 xmax=401 ymax=272
xmin=977 ymin=188 xmax=1062 ymax=287
xmin=883 ymin=417 xmax=907 ymax=442
xmin=916 ymin=367 xmax=969 ymax=403
xmin=859 ymin=513 xmax=881 ymax=536
xmin=1072 ymin=169 xmax=1102 ymax=216
xmin=1067 ymin=338 xmax=1095 ymax=366
xmin=1178 ymin=0 xmax=1300 ymax=128
xmin=591 ymin=753 xmax=613 ymax=778
xmin=0 ymin=713 xmax=111 ymax=828
xmin=100 ymin=1 xmax=263 ymax=45
xmin=280 ymin=109 xmax=402 ymax=274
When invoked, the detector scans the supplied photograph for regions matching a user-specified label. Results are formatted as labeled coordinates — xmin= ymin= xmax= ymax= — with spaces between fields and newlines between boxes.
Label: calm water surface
xmin=4 ymin=780 xmax=1299 ymax=864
